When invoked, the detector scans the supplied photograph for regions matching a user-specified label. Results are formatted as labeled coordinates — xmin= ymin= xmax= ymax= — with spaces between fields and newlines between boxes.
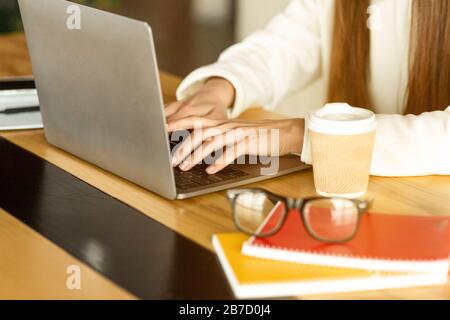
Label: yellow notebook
xmin=212 ymin=233 xmax=447 ymax=299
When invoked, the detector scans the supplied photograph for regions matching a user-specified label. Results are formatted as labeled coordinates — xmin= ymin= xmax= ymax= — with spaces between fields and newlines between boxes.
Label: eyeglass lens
xmin=304 ymin=198 xmax=359 ymax=242
xmin=233 ymin=191 xmax=285 ymax=237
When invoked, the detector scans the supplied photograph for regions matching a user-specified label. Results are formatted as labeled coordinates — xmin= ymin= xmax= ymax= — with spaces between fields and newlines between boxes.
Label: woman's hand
xmin=165 ymin=77 xmax=235 ymax=122
xmin=168 ymin=117 xmax=305 ymax=174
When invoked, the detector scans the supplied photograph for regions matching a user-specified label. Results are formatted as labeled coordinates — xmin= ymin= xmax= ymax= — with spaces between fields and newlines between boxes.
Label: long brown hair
xmin=328 ymin=0 xmax=450 ymax=115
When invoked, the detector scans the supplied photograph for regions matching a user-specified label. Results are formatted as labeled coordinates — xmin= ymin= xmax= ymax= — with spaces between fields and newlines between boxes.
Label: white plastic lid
xmin=308 ymin=103 xmax=377 ymax=135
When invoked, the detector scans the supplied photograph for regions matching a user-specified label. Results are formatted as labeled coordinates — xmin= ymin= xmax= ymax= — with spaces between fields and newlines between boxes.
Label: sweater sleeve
xmin=370 ymin=107 xmax=450 ymax=176
xmin=302 ymin=107 xmax=450 ymax=176
xmin=176 ymin=0 xmax=322 ymax=118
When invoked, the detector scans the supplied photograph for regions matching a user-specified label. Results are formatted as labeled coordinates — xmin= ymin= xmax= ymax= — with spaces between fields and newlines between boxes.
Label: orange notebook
xmin=242 ymin=203 xmax=450 ymax=274
xmin=213 ymin=233 xmax=448 ymax=299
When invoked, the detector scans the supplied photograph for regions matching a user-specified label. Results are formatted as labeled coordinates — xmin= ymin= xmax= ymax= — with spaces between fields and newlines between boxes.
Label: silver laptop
xmin=19 ymin=0 xmax=309 ymax=199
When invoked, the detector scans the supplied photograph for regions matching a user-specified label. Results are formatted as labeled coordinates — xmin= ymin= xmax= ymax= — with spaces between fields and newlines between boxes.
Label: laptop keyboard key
xmin=175 ymin=165 xmax=250 ymax=191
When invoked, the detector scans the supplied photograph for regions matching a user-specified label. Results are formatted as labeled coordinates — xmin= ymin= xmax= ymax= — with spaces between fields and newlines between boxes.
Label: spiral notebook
xmin=242 ymin=203 xmax=450 ymax=274
xmin=213 ymin=233 xmax=448 ymax=299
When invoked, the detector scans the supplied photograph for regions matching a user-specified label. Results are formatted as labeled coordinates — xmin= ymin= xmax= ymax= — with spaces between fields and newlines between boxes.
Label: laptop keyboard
xmin=170 ymin=137 xmax=250 ymax=191
xmin=174 ymin=164 xmax=250 ymax=191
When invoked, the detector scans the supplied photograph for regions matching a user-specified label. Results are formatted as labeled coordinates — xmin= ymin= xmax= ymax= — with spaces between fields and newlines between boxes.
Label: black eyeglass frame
xmin=227 ymin=188 xmax=372 ymax=244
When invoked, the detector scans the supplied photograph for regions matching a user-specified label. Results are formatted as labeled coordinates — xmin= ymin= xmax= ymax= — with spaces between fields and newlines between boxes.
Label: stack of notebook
xmin=213 ymin=204 xmax=450 ymax=299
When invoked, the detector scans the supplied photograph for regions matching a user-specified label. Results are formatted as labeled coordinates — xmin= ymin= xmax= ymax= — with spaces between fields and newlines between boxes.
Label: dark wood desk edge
xmin=0 ymin=137 xmax=233 ymax=299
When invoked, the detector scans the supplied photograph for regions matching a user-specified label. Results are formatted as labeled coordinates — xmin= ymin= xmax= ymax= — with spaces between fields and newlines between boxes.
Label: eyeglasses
xmin=227 ymin=188 xmax=373 ymax=243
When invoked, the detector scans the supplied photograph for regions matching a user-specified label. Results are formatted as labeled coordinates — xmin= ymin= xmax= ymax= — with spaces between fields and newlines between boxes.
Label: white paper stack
xmin=0 ymin=89 xmax=43 ymax=131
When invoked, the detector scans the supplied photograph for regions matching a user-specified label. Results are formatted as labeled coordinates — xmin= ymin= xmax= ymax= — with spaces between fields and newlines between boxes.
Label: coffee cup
xmin=307 ymin=103 xmax=377 ymax=198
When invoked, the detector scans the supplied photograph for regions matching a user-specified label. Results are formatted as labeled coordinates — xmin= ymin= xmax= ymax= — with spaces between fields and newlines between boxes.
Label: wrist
xmin=202 ymin=77 xmax=236 ymax=110
xmin=285 ymin=118 xmax=305 ymax=154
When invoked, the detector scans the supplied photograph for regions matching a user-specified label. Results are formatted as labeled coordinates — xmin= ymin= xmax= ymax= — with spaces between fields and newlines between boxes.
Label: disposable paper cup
xmin=308 ymin=103 xmax=377 ymax=199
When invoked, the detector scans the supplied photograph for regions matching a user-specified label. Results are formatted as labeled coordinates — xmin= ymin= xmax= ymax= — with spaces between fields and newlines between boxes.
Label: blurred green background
xmin=0 ymin=0 xmax=120 ymax=34
xmin=0 ymin=1 xmax=22 ymax=33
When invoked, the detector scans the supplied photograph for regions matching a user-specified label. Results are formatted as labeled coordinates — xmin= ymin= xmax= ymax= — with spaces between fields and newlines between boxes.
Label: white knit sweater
xmin=176 ymin=0 xmax=450 ymax=177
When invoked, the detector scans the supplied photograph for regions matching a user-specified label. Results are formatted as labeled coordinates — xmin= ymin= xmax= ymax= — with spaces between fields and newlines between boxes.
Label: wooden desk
xmin=1 ymin=33 xmax=449 ymax=300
